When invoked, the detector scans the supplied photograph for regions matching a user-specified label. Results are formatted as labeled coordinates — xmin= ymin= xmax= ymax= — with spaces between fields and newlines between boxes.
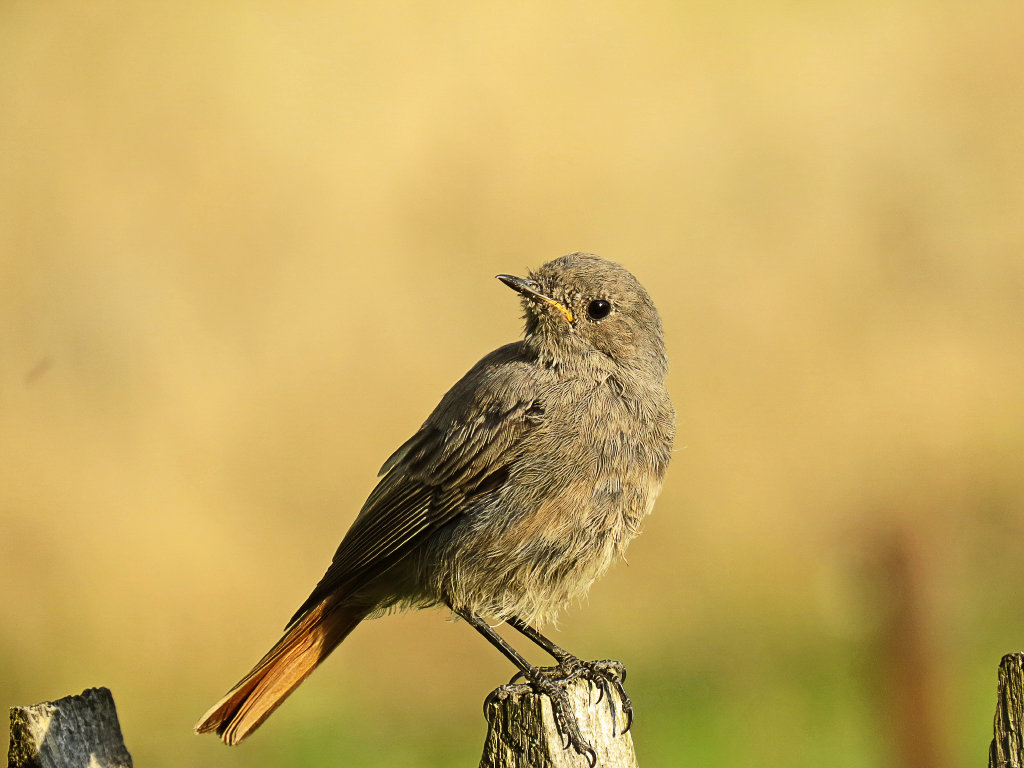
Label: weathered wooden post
xmin=479 ymin=675 xmax=638 ymax=768
xmin=990 ymin=653 xmax=1024 ymax=768
xmin=8 ymin=687 xmax=133 ymax=768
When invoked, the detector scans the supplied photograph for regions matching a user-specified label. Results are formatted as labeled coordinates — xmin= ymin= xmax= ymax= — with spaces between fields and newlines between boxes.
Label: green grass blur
xmin=2 ymin=1 xmax=1023 ymax=766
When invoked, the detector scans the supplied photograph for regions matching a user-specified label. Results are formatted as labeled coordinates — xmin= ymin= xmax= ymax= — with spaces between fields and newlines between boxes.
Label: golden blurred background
xmin=2 ymin=1 xmax=1023 ymax=766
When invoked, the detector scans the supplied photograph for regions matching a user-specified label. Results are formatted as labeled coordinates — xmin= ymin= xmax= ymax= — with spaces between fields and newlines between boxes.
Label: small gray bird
xmin=195 ymin=253 xmax=675 ymax=761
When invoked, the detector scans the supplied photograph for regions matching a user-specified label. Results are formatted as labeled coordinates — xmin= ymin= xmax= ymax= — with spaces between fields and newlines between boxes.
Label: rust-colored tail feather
xmin=195 ymin=600 xmax=367 ymax=745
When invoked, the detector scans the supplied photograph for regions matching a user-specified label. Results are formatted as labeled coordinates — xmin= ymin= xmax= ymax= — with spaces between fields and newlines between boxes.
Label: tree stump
xmin=480 ymin=675 xmax=638 ymax=768
xmin=8 ymin=687 xmax=133 ymax=768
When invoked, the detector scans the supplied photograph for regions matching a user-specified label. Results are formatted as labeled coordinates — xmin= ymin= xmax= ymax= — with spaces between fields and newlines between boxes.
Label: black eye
xmin=586 ymin=299 xmax=612 ymax=320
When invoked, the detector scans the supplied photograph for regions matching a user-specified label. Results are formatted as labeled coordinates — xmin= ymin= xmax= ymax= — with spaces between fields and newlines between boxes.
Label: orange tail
xmin=195 ymin=600 xmax=368 ymax=745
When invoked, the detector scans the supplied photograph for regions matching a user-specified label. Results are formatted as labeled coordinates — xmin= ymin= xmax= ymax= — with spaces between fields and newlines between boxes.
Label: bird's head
xmin=498 ymin=253 xmax=666 ymax=377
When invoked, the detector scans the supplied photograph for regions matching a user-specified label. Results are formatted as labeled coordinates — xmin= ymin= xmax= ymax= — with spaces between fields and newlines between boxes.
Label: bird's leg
xmin=454 ymin=607 xmax=597 ymax=765
xmin=506 ymin=616 xmax=633 ymax=734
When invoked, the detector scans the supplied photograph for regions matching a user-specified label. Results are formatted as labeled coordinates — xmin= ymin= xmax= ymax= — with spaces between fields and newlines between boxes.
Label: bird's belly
xmin=427 ymin=469 xmax=661 ymax=626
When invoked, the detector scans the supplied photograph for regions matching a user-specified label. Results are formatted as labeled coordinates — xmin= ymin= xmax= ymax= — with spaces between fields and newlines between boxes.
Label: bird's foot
xmin=496 ymin=666 xmax=597 ymax=765
xmin=553 ymin=657 xmax=632 ymax=734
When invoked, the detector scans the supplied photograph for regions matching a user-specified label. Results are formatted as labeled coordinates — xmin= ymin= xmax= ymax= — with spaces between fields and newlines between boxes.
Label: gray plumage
xmin=196 ymin=252 xmax=675 ymax=748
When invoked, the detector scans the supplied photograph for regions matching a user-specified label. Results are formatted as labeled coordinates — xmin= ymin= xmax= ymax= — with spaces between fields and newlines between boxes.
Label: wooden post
xmin=991 ymin=653 xmax=1024 ymax=768
xmin=8 ymin=687 xmax=133 ymax=768
xmin=479 ymin=675 xmax=638 ymax=768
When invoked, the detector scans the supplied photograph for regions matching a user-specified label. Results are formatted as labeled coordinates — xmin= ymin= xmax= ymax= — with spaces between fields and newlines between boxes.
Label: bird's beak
xmin=496 ymin=274 xmax=574 ymax=323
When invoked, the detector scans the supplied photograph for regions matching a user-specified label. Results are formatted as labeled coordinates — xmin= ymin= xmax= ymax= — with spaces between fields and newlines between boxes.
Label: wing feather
xmin=287 ymin=343 xmax=543 ymax=627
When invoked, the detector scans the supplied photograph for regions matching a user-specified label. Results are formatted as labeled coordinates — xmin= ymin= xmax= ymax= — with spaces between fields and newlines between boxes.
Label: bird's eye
xmin=586 ymin=299 xmax=612 ymax=320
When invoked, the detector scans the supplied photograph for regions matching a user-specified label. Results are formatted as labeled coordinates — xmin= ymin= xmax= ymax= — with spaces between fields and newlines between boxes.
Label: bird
xmin=195 ymin=252 xmax=675 ymax=761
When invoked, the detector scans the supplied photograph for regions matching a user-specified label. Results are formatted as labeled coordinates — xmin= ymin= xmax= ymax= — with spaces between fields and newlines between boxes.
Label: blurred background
xmin=2 ymin=1 xmax=1023 ymax=766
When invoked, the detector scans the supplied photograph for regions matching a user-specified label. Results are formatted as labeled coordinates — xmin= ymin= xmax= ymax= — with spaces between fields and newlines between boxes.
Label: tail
xmin=194 ymin=599 xmax=368 ymax=745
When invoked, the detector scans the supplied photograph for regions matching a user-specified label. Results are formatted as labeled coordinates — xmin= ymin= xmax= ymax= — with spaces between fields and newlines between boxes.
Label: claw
xmin=611 ymin=681 xmax=633 ymax=735
xmin=483 ymin=684 xmax=515 ymax=720
xmin=516 ymin=665 xmax=597 ymax=759
xmin=621 ymin=704 xmax=634 ymax=735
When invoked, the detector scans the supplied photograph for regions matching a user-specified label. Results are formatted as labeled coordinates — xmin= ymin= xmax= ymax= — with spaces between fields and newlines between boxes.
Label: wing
xmin=287 ymin=341 xmax=546 ymax=627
